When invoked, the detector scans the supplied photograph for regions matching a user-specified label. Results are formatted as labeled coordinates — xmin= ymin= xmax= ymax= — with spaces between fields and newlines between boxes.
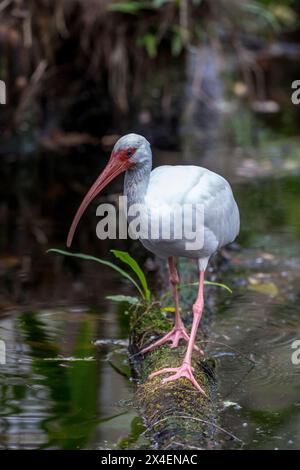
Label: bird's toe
xmin=149 ymin=367 xmax=177 ymax=379
xmin=151 ymin=362 xmax=207 ymax=395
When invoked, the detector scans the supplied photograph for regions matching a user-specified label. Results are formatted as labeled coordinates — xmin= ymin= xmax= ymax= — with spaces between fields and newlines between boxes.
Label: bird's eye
xmin=127 ymin=149 xmax=133 ymax=157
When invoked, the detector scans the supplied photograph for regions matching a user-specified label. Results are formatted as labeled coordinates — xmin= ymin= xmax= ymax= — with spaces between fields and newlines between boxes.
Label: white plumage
xmin=141 ymin=165 xmax=239 ymax=269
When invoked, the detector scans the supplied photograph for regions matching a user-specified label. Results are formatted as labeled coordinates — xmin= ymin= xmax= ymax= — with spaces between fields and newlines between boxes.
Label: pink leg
xmin=140 ymin=257 xmax=200 ymax=355
xmin=150 ymin=270 xmax=207 ymax=395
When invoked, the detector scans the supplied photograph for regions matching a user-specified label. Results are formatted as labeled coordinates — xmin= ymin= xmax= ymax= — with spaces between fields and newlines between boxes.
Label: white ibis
xmin=67 ymin=134 xmax=240 ymax=394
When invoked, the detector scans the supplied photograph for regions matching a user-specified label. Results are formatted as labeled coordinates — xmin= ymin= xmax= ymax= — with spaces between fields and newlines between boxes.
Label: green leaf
xmin=141 ymin=33 xmax=157 ymax=58
xmin=160 ymin=279 xmax=232 ymax=301
xmin=248 ymin=278 xmax=278 ymax=297
xmin=108 ymin=2 xmax=154 ymax=14
xmin=171 ymin=33 xmax=183 ymax=57
xmin=242 ymin=2 xmax=280 ymax=30
xmin=106 ymin=295 xmax=139 ymax=305
xmin=47 ymin=249 xmax=145 ymax=299
xmin=177 ymin=280 xmax=233 ymax=294
xmin=203 ymin=280 xmax=233 ymax=294
xmin=111 ymin=250 xmax=151 ymax=301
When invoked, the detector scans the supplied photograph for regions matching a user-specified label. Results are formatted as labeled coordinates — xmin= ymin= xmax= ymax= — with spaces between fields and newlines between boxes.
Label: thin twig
xmin=222 ymin=363 xmax=255 ymax=400
xmin=143 ymin=414 xmax=242 ymax=443
xmin=165 ymin=441 xmax=203 ymax=450
xmin=202 ymin=340 xmax=258 ymax=365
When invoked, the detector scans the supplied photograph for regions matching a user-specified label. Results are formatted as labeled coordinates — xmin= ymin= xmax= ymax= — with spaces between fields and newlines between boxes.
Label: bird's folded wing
xmin=146 ymin=165 xmax=240 ymax=249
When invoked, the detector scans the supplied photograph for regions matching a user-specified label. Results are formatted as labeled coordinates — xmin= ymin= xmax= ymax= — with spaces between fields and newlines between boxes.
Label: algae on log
xmin=129 ymin=301 xmax=217 ymax=450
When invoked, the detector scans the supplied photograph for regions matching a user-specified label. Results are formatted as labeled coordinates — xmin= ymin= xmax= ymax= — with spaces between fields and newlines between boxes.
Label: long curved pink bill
xmin=66 ymin=156 xmax=126 ymax=247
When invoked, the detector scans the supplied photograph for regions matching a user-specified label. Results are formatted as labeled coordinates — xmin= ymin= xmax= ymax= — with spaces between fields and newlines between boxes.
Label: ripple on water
xmin=211 ymin=287 xmax=300 ymax=449
xmin=212 ymin=295 xmax=300 ymax=391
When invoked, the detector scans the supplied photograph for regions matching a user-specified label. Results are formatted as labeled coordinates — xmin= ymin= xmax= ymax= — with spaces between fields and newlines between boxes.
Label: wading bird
xmin=67 ymin=134 xmax=240 ymax=394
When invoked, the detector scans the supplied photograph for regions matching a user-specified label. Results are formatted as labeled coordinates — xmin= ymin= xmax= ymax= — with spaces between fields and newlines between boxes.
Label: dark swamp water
xmin=1 ymin=133 xmax=300 ymax=449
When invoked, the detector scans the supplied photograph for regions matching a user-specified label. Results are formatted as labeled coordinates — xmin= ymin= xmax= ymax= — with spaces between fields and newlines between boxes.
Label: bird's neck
xmin=124 ymin=162 xmax=151 ymax=206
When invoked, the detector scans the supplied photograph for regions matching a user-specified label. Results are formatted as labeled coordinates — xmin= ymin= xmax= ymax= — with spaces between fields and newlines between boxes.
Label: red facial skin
xmin=66 ymin=147 xmax=136 ymax=247
xmin=113 ymin=147 xmax=136 ymax=162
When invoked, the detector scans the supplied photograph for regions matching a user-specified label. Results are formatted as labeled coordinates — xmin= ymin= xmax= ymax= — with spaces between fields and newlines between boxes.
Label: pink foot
xmin=149 ymin=362 xmax=207 ymax=396
xmin=140 ymin=325 xmax=203 ymax=355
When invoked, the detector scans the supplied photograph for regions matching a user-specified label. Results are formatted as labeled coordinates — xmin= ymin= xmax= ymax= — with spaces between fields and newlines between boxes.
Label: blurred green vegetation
xmin=19 ymin=312 xmax=99 ymax=449
xmin=0 ymin=0 xmax=299 ymax=123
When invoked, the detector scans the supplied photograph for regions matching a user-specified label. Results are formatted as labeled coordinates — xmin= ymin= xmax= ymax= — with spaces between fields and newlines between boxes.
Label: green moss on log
xmin=129 ymin=301 xmax=216 ymax=450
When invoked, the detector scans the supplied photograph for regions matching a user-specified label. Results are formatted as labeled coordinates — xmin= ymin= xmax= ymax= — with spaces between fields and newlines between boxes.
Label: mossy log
xmin=129 ymin=274 xmax=218 ymax=450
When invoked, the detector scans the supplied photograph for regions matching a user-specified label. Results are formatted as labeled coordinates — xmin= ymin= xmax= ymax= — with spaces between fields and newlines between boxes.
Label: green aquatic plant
xmin=47 ymin=248 xmax=151 ymax=302
xmin=160 ymin=279 xmax=232 ymax=304
xmin=48 ymin=248 xmax=232 ymax=312
xmin=111 ymin=249 xmax=151 ymax=301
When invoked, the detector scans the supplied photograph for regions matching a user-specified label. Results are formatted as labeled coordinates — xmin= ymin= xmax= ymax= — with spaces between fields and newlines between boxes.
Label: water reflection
xmin=0 ymin=306 xmax=147 ymax=449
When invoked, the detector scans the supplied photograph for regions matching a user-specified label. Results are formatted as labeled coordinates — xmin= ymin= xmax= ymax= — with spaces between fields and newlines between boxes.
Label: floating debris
xmin=248 ymin=275 xmax=278 ymax=298
xmin=93 ymin=339 xmax=129 ymax=347
xmin=223 ymin=400 xmax=242 ymax=411
xmin=43 ymin=356 xmax=95 ymax=362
